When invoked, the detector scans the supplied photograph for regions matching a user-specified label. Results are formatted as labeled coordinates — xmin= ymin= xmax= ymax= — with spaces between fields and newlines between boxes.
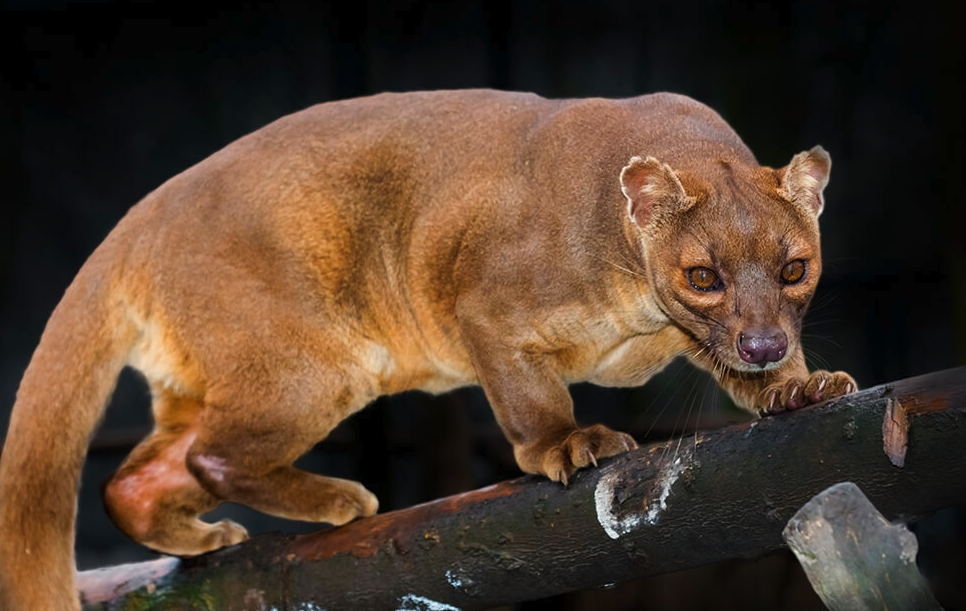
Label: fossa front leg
xmin=700 ymin=350 xmax=857 ymax=416
xmin=459 ymin=318 xmax=637 ymax=485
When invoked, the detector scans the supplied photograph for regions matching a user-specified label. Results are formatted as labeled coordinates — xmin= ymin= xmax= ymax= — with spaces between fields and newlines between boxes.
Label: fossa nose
xmin=737 ymin=328 xmax=787 ymax=367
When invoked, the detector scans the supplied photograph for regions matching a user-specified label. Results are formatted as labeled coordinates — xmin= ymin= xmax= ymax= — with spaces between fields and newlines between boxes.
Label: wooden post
xmin=784 ymin=482 xmax=943 ymax=611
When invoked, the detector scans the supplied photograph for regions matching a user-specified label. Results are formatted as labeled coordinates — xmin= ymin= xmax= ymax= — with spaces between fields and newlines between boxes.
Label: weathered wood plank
xmin=78 ymin=366 xmax=966 ymax=610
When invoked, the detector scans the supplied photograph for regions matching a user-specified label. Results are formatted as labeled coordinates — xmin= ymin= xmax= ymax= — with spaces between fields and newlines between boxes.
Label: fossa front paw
xmin=538 ymin=424 xmax=638 ymax=486
xmin=757 ymin=370 xmax=856 ymax=416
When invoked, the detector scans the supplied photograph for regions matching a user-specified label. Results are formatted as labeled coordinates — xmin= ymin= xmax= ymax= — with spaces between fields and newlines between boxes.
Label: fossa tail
xmin=0 ymin=247 xmax=135 ymax=610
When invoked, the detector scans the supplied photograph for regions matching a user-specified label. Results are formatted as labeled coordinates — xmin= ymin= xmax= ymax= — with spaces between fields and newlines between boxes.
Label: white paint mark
xmin=293 ymin=603 xmax=326 ymax=611
xmin=595 ymin=470 xmax=640 ymax=539
xmin=595 ymin=449 xmax=690 ymax=538
xmin=397 ymin=594 xmax=461 ymax=611
xmin=643 ymin=456 xmax=686 ymax=526
xmin=445 ymin=570 xmax=463 ymax=589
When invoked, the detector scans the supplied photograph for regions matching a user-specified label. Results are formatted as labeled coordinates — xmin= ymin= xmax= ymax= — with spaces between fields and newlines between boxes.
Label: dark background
xmin=2 ymin=2 xmax=964 ymax=610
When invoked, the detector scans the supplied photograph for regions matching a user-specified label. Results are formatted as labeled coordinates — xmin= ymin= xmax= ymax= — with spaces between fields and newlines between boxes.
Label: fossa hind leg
xmin=126 ymin=261 xmax=378 ymax=538
xmin=184 ymin=362 xmax=379 ymax=525
xmin=102 ymin=391 xmax=248 ymax=555
xmin=104 ymin=371 xmax=377 ymax=556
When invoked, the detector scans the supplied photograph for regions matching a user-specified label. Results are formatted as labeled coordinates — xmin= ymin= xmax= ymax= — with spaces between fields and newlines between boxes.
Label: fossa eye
xmin=781 ymin=260 xmax=807 ymax=284
xmin=687 ymin=267 xmax=723 ymax=291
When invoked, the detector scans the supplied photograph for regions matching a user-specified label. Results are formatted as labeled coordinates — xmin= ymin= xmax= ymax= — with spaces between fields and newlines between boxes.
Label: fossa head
xmin=620 ymin=147 xmax=830 ymax=373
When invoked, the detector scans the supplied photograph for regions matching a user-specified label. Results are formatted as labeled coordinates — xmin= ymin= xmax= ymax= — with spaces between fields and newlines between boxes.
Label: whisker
xmin=679 ymin=375 xmax=703 ymax=458
xmin=692 ymin=311 xmax=728 ymax=331
xmin=613 ymin=250 xmax=649 ymax=276
xmin=694 ymin=373 xmax=717 ymax=453
xmin=641 ymin=362 xmax=699 ymax=444
xmin=589 ymin=253 xmax=646 ymax=279
xmin=800 ymin=333 xmax=842 ymax=348
xmin=666 ymin=366 xmax=704 ymax=464
xmin=802 ymin=317 xmax=843 ymax=329
xmin=804 ymin=347 xmax=832 ymax=371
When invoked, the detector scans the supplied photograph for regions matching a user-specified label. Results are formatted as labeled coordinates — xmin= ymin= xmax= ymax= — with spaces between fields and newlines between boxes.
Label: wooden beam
xmin=78 ymin=367 xmax=966 ymax=610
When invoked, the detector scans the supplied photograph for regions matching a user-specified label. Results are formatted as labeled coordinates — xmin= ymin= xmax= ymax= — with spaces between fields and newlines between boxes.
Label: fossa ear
xmin=778 ymin=145 xmax=831 ymax=216
xmin=620 ymin=156 xmax=694 ymax=227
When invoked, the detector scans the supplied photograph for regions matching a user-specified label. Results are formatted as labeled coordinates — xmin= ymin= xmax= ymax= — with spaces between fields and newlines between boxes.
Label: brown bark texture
xmin=77 ymin=367 xmax=966 ymax=611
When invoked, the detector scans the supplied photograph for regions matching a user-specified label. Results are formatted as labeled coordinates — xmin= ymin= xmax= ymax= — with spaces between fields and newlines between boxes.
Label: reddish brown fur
xmin=0 ymin=90 xmax=854 ymax=609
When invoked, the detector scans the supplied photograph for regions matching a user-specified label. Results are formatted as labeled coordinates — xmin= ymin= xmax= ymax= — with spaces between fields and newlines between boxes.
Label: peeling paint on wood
xmin=594 ymin=445 xmax=691 ymax=538
xmin=445 ymin=570 xmax=463 ymax=588
xmin=643 ymin=450 xmax=689 ymax=526
xmin=594 ymin=468 xmax=642 ymax=539
xmin=397 ymin=593 xmax=461 ymax=611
